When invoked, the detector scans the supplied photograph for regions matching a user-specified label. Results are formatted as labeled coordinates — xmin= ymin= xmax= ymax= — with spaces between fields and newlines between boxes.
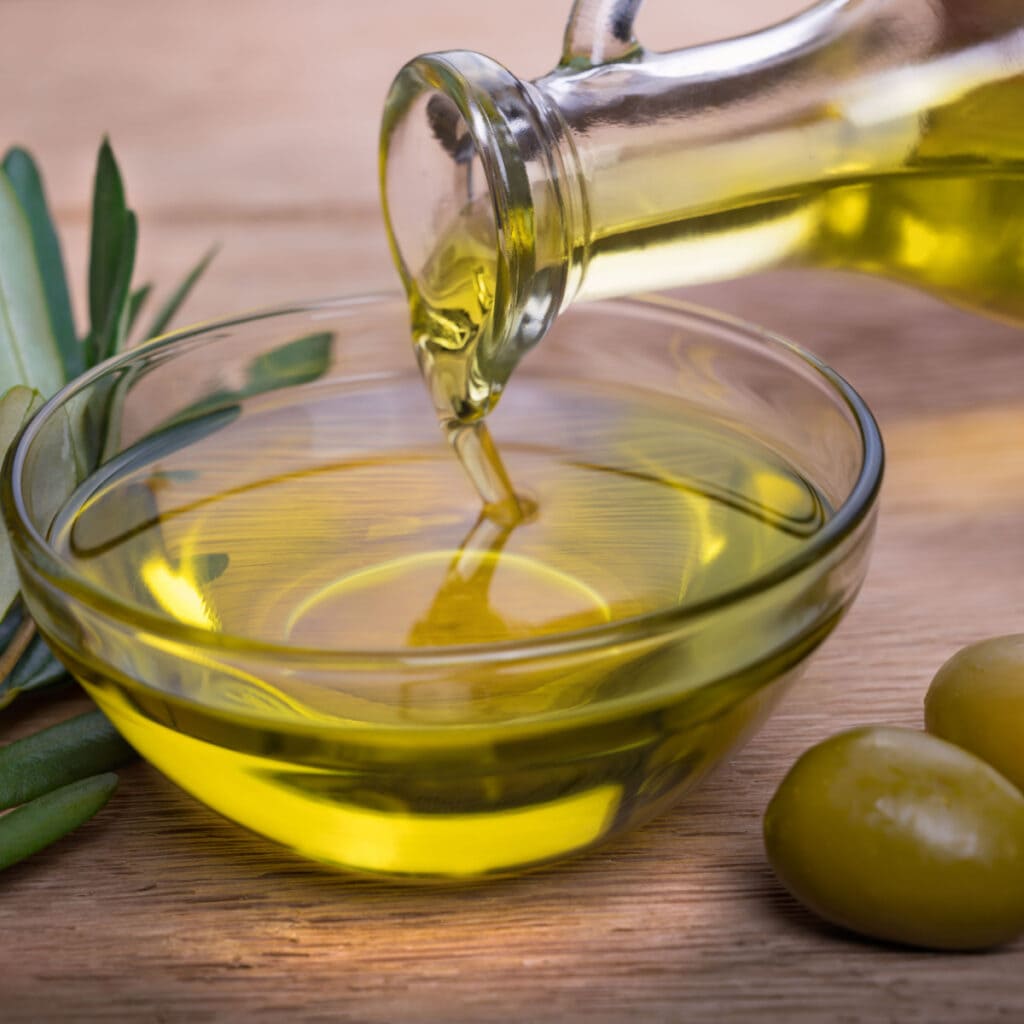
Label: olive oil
xmin=51 ymin=370 xmax=830 ymax=876
xmin=406 ymin=202 xmax=530 ymax=516
xmin=580 ymin=168 xmax=1024 ymax=322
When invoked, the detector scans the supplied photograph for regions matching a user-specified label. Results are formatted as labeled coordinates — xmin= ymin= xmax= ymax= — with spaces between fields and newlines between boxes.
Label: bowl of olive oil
xmin=3 ymin=294 xmax=881 ymax=879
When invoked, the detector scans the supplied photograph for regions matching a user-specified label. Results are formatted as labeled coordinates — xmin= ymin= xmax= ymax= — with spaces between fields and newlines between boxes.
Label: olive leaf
xmin=125 ymin=283 xmax=152 ymax=340
xmin=2 ymin=148 xmax=82 ymax=379
xmin=0 ymin=710 xmax=134 ymax=811
xmin=1 ymin=139 xmax=219 ymax=712
xmin=0 ymin=386 xmax=42 ymax=617
xmin=190 ymin=552 xmax=229 ymax=584
xmin=85 ymin=140 xmax=138 ymax=365
xmin=0 ymin=391 xmax=88 ymax=705
xmin=0 ymin=773 xmax=119 ymax=872
xmin=0 ymin=138 xmax=220 ymax=874
xmin=61 ymin=404 xmax=243 ymax=556
xmin=143 ymin=244 xmax=218 ymax=343
xmin=152 ymin=332 xmax=334 ymax=429
xmin=0 ymin=175 xmax=65 ymax=396
xmin=246 ymin=331 xmax=333 ymax=390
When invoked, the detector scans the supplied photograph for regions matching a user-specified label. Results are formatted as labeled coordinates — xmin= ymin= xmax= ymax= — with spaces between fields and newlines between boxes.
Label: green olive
xmin=925 ymin=634 xmax=1024 ymax=792
xmin=763 ymin=726 xmax=1024 ymax=950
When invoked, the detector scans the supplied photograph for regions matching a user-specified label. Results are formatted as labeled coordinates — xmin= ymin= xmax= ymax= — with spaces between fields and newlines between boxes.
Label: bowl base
xmin=77 ymin=654 xmax=809 ymax=880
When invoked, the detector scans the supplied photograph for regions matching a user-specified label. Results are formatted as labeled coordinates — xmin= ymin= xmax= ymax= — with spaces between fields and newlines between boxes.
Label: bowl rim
xmin=4 ymin=292 xmax=884 ymax=667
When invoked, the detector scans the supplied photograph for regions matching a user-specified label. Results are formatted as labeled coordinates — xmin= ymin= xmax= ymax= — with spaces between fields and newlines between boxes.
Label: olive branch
xmin=0 ymin=140 xmax=216 ymax=870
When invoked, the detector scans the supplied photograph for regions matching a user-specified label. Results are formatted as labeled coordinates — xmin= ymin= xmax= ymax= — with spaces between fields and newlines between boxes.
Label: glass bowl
xmin=3 ymin=295 xmax=882 ymax=880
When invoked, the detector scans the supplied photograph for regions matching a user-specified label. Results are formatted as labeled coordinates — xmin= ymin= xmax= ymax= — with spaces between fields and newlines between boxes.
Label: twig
xmin=0 ymin=617 xmax=36 ymax=683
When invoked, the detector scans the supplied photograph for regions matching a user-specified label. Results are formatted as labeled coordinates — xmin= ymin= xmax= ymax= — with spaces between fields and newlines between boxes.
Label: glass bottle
xmin=380 ymin=0 xmax=1024 ymax=421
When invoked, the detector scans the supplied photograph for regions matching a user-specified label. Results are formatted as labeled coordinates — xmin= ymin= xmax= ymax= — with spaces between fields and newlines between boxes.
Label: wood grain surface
xmin=2 ymin=2 xmax=1023 ymax=1021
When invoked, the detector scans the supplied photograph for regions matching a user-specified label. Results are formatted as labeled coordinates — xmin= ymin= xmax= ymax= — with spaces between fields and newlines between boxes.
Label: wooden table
xmin=2 ymin=2 xmax=1023 ymax=1019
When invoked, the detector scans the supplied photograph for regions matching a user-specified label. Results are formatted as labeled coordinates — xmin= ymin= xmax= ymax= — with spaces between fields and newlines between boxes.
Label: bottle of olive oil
xmin=382 ymin=0 xmax=1024 ymax=423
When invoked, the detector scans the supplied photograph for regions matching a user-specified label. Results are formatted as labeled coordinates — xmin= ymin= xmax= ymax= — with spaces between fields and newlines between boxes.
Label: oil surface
xmin=52 ymin=373 xmax=829 ymax=876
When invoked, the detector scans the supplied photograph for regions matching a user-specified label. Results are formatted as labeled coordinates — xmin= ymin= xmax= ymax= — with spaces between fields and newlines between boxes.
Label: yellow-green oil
xmin=579 ymin=167 xmax=1024 ymax=320
xmin=51 ymin=371 xmax=828 ymax=878
xmin=573 ymin=72 xmax=1024 ymax=319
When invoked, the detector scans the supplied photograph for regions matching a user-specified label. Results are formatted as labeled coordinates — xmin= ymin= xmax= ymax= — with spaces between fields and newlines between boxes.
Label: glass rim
xmin=5 ymin=291 xmax=884 ymax=668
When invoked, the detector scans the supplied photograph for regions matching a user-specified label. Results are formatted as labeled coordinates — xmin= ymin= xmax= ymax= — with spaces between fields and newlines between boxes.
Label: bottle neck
xmin=535 ymin=0 xmax=1024 ymax=303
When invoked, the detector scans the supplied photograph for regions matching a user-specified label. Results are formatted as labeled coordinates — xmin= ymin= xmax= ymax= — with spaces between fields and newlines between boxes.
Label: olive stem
xmin=0 ymin=617 xmax=36 ymax=685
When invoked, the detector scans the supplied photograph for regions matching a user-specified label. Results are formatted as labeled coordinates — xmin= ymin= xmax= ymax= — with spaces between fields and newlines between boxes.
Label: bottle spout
xmin=379 ymin=51 xmax=583 ymax=424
